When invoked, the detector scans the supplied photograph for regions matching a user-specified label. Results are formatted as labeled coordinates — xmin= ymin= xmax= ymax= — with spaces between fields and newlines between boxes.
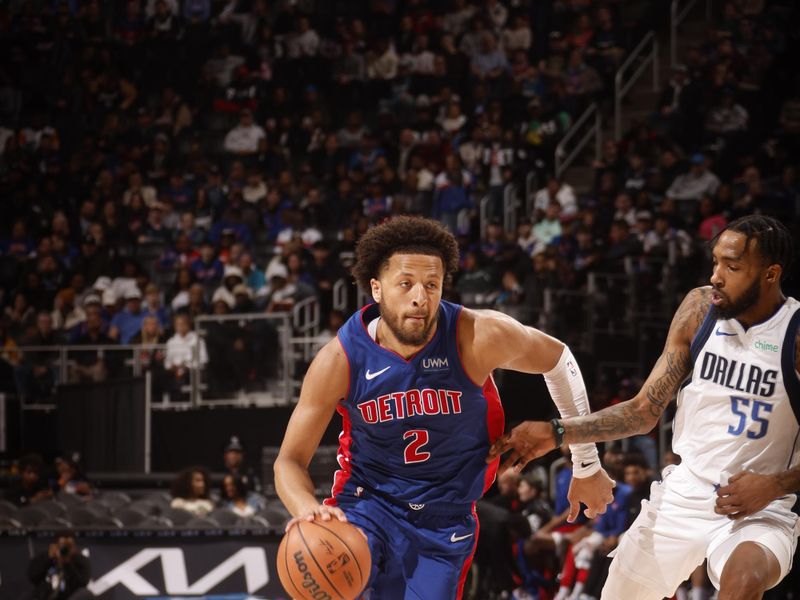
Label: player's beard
xmin=714 ymin=276 xmax=761 ymax=320
xmin=378 ymin=303 xmax=437 ymax=347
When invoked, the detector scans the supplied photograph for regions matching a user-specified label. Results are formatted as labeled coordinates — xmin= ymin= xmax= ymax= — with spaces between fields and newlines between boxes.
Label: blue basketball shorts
xmin=334 ymin=491 xmax=478 ymax=600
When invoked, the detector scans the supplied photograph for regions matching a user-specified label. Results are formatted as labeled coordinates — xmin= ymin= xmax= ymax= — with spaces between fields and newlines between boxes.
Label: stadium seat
xmin=67 ymin=505 xmax=108 ymax=526
xmin=161 ymin=506 xmax=195 ymax=526
xmin=113 ymin=507 xmax=149 ymax=527
xmin=208 ymin=508 xmax=239 ymax=526
xmin=38 ymin=517 xmax=74 ymax=530
xmin=128 ymin=500 xmax=161 ymax=516
xmin=0 ymin=516 xmax=22 ymax=529
xmin=35 ymin=500 xmax=67 ymax=518
xmin=137 ymin=515 xmax=173 ymax=529
xmin=17 ymin=506 xmax=48 ymax=526
xmin=0 ymin=500 xmax=18 ymax=517
xmin=185 ymin=516 xmax=220 ymax=529
xmin=98 ymin=491 xmax=131 ymax=510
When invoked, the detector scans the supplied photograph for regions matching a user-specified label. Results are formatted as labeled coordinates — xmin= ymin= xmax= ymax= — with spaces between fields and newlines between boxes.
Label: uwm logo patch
xmin=422 ymin=357 xmax=449 ymax=370
xmin=88 ymin=547 xmax=269 ymax=596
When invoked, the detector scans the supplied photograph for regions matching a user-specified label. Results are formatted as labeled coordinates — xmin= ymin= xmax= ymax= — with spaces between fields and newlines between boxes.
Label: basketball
xmin=277 ymin=518 xmax=371 ymax=600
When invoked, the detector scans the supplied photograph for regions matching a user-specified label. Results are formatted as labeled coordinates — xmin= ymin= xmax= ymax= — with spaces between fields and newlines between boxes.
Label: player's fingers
xmin=499 ymin=451 xmax=521 ymax=475
xmin=714 ymin=502 xmax=741 ymax=515
xmin=330 ymin=507 xmax=348 ymax=522
xmin=486 ymin=436 xmax=512 ymax=462
xmin=512 ymin=453 xmax=533 ymax=473
xmin=567 ymin=498 xmax=581 ymax=523
xmin=728 ymin=471 xmax=747 ymax=483
xmin=716 ymin=484 xmax=733 ymax=496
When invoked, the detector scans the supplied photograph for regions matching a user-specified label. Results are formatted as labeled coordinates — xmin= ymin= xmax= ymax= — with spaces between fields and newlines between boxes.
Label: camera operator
xmin=27 ymin=532 xmax=92 ymax=600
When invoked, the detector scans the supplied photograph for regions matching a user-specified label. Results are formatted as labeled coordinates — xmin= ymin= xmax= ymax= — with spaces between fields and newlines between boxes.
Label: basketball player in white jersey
xmin=488 ymin=215 xmax=800 ymax=599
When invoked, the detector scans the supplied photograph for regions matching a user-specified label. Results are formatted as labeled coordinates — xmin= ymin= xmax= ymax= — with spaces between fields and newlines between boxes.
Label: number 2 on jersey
xmin=403 ymin=429 xmax=431 ymax=464
xmin=727 ymin=395 xmax=772 ymax=439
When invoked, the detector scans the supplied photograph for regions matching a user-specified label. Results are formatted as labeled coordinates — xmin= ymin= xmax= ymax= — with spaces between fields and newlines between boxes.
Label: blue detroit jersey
xmin=328 ymin=300 xmax=504 ymax=506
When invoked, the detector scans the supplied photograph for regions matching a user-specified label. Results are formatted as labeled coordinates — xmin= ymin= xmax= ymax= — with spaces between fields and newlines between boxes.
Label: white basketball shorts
xmin=600 ymin=464 xmax=799 ymax=600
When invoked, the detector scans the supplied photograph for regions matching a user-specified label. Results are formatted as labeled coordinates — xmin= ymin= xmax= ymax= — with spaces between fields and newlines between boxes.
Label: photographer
xmin=27 ymin=533 xmax=92 ymax=600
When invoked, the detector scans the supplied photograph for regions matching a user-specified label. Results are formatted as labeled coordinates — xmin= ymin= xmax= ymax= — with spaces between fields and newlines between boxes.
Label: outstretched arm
xmin=274 ymin=337 xmax=349 ymax=529
xmin=487 ymin=286 xmax=712 ymax=469
xmin=462 ymin=309 xmax=615 ymax=519
xmin=562 ymin=286 xmax=710 ymax=444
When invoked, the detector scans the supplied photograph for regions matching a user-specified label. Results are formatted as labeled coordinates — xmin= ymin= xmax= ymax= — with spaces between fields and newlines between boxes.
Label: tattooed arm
xmin=488 ymin=287 xmax=712 ymax=471
xmin=561 ymin=286 xmax=711 ymax=444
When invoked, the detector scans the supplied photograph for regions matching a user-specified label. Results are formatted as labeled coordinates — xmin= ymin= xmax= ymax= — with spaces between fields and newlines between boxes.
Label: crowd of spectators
xmin=1 ymin=1 xmax=798 ymax=404
xmin=0 ymin=2 xmax=798 ymax=594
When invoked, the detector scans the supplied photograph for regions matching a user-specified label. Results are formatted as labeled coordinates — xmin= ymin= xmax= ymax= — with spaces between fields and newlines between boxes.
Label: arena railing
xmin=554 ymin=102 xmax=602 ymax=179
xmin=614 ymin=31 xmax=659 ymax=140
xmin=10 ymin=344 xmax=167 ymax=410
xmin=479 ymin=194 xmax=491 ymax=239
xmin=503 ymin=182 xmax=521 ymax=234
xmin=671 ymin=0 xmax=713 ymax=67
xmin=194 ymin=311 xmax=295 ymax=407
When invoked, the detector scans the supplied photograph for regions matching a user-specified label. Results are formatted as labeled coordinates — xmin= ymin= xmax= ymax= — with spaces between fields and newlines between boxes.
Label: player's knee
xmin=718 ymin=568 xmax=771 ymax=600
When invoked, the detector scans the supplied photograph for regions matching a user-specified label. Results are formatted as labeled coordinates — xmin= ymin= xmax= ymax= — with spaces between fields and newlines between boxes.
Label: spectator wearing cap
xmin=666 ymin=153 xmax=721 ymax=202
xmin=260 ymin=262 xmax=296 ymax=312
xmin=222 ymin=435 xmax=261 ymax=494
xmin=232 ymin=284 xmax=255 ymax=313
xmin=109 ymin=288 xmax=146 ymax=344
xmin=223 ymin=109 xmax=266 ymax=156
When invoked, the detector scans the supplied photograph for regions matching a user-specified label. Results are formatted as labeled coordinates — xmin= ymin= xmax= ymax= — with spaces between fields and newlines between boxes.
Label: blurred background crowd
xmin=0 ymin=0 xmax=798 ymax=598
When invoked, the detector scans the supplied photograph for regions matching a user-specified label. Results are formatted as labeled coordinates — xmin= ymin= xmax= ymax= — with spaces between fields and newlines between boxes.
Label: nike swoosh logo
xmin=715 ymin=329 xmax=736 ymax=336
xmin=450 ymin=532 xmax=473 ymax=543
xmin=580 ymin=461 xmax=596 ymax=468
xmin=365 ymin=366 xmax=391 ymax=380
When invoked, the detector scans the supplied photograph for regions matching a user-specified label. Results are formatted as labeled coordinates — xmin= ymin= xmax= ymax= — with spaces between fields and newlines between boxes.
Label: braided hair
xmin=717 ymin=215 xmax=795 ymax=281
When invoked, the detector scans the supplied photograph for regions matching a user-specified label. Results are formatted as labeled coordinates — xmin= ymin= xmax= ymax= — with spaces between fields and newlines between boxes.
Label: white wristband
xmin=543 ymin=346 xmax=601 ymax=479
xmin=570 ymin=444 xmax=601 ymax=478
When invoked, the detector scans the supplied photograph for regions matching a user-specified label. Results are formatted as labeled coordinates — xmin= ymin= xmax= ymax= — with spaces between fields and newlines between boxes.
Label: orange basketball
xmin=277 ymin=518 xmax=372 ymax=600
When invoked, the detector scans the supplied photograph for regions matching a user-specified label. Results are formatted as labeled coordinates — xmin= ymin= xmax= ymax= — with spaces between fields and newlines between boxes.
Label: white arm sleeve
xmin=543 ymin=346 xmax=601 ymax=478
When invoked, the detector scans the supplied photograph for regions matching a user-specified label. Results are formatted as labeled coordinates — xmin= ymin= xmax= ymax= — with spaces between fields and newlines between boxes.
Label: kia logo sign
xmin=88 ymin=547 xmax=269 ymax=596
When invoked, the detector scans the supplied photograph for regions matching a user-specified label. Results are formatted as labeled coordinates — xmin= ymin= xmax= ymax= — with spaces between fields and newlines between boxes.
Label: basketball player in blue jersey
xmin=275 ymin=216 xmax=616 ymax=599
xmin=489 ymin=215 xmax=800 ymax=600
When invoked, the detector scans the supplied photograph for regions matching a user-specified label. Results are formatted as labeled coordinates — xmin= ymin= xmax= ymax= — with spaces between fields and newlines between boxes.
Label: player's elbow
xmin=632 ymin=397 xmax=660 ymax=434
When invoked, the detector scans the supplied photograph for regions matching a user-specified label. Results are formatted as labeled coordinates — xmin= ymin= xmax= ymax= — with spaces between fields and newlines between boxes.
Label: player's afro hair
xmin=352 ymin=216 xmax=460 ymax=292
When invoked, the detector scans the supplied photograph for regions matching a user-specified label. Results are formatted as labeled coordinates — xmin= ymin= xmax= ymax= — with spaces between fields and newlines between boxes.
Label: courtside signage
xmin=89 ymin=547 xmax=269 ymax=596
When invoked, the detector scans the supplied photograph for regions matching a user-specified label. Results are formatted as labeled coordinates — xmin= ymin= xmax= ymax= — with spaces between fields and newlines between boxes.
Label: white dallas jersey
xmin=673 ymin=296 xmax=800 ymax=486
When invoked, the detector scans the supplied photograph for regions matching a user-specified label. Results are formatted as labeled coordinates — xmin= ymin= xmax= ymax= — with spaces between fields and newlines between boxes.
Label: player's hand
xmin=715 ymin=471 xmax=783 ymax=520
xmin=487 ymin=421 xmax=557 ymax=474
xmin=567 ymin=468 xmax=616 ymax=522
xmin=285 ymin=504 xmax=348 ymax=532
